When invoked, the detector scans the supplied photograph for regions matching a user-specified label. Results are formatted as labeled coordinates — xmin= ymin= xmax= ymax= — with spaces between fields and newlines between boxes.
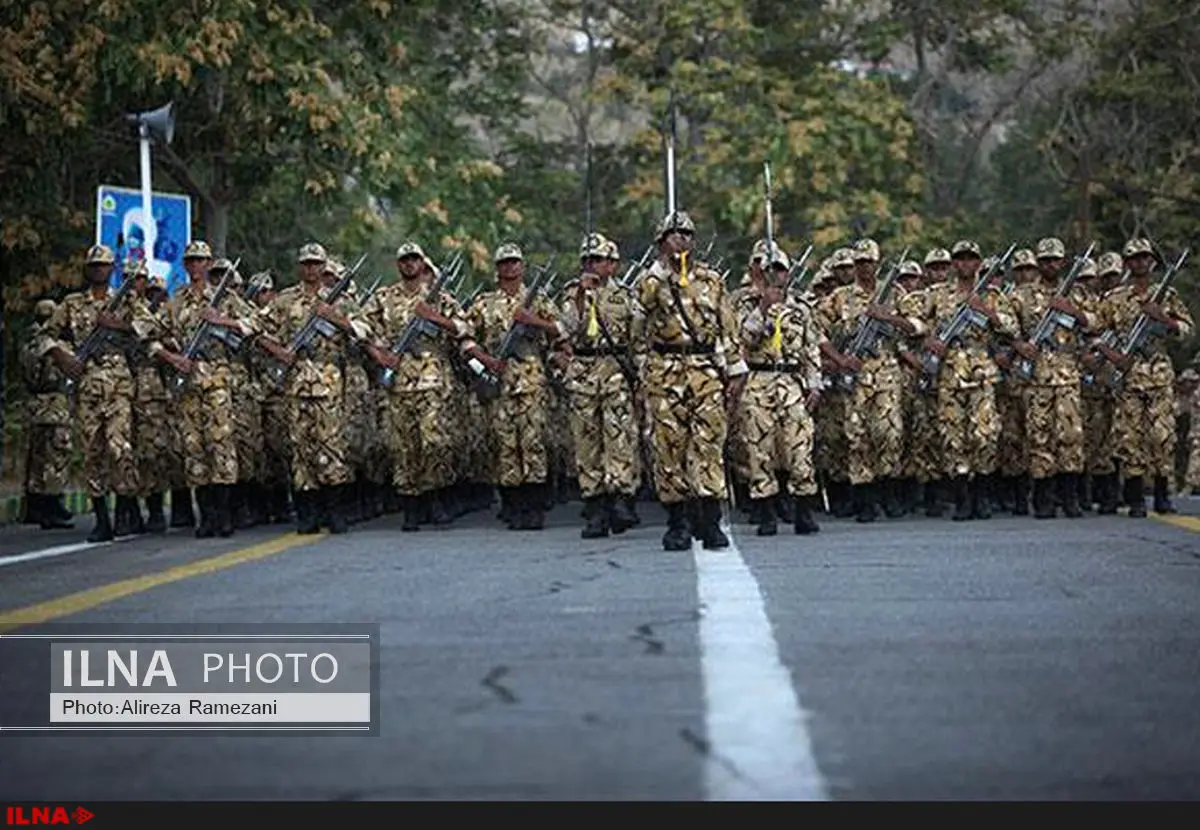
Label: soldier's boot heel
xmin=170 ymin=488 xmax=195 ymax=528
xmin=924 ymin=480 xmax=944 ymax=517
xmin=794 ymin=496 xmax=820 ymax=535
xmin=996 ymin=475 xmax=1015 ymax=512
xmin=1033 ymin=478 xmax=1057 ymax=519
xmin=1012 ymin=475 xmax=1031 ymax=516
xmin=1078 ymin=473 xmax=1094 ymax=512
xmin=775 ymin=474 xmax=794 ymax=523
xmin=662 ymin=503 xmax=692 ymax=552
xmin=608 ymin=494 xmax=638 ymax=535
xmin=1097 ymin=473 xmax=1119 ymax=514
xmin=883 ymin=478 xmax=906 ymax=518
xmin=972 ymin=475 xmax=993 ymax=520
xmin=87 ymin=496 xmax=114 ymax=543
xmin=755 ymin=497 xmax=778 ymax=537
xmin=216 ymin=485 xmax=235 ymax=537
xmin=144 ymin=493 xmax=167 ymax=533
xmin=1153 ymin=476 xmax=1176 ymax=514
xmin=112 ymin=496 xmax=137 ymax=537
xmin=1060 ymin=473 xmax=1083 ymax=518
xmin=952 ymin=476 xmax=972 ymax=521
xmin=400 ymin=496 xmax=421 ymax=532
xmin=581 ymin=496 xmax=609 ymax=538
xmin=324 ymin=486 xmax=348 ymax=534
xmin=39 ymin=495 xmax=74 ymax=530
xmin=428 ymin=490 xmax=452 ymax=525
xmin=701 ymin=499 xmax=730 ymax=550
xmin=1125 ymin=476 xmax=1147 ymax=517
xmin=21 ymin=492 xmax=42 ymax=525
xmin=295 ymin=490 xmax=321 ymax=535
xmin=524 ymin=484 xmax=547 ymax=530
xmin=855 ymin=483 xmax=877 ymax=524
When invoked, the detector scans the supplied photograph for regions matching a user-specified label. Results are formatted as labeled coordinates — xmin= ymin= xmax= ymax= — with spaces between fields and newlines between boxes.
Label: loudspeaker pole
xmin=138 ymin=122 xmax=154 ymax=265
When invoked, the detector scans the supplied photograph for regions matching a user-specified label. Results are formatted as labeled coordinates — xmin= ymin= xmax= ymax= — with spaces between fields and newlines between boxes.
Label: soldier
xmin=1009 ymin=237 xmax=1094 ymax=518
xmin=893 ymin=258 xmax=931 ymax=515
xmin=820 ymin=239 xmax=922 ymax=522
xmin=557 ymin=233 xmax=641 ymax=538
xmin=256 ymin=243 xmax=371 ymax=534
xmin=992 ymin=248 xmax=1038 ymax=515
xmin=737 ymin=247 xmax=823 ymax=535
xmin=909 ymin=248 xmax=953 ymax=516
xmin=466 ymin=243 xmax=562 ymax=530
xmin=1181 ymin=368 xmax=1200 ymax=494
xmin=922 ymin=240 xmax=1019 ymax=519
xmin=1072 ymin=255 xmax=1109 ymax=512
xmin=814 ymin=247 xmax=858 ymax=517
xmin=38 ymin=244 xmax=157 ymax=541
xmin=728 ymin=239 xmax=773 ymax=522
xmin=127 ymin=261 xmax=173 ymax=533
xmin=1095 ymin=237 xmax=1195 ymax=516
xmin=244 ymin=271 xmax=293 ymax=523
xmin=633 ymin=212 xmax=747 ymax=550
xmin=160 ymin=242 xmax=257 ymax=538
xmin=19 ymin=299 xmax=74 ymax=530
xmin=362 ymin=242 xmax=481 ymax=531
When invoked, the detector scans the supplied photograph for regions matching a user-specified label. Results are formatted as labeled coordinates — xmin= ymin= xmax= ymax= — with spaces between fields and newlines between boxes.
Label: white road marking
xmin=0 ymin=541 xmax=108 ymax=568
xmin=693 ymin=520 xmax=829 ymax=800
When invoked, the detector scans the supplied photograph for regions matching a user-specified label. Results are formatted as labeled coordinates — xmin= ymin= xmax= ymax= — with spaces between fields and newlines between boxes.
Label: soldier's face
xmin=664 ymin=230 xmax=693 ymax=255
xmin=184 ymin=259 xmax=208 ymax=282
xmin=1015 ymin=265 xmax=1037 ymax=284
xmin=924 ymin=263 xmax=950 ymax=282
xmin=600 ymin=258 xmax=617 ymax=278
xmin=953 ymin=255 xmax=981 ymax=279
xmin=1128 ymin=253 xmax=1153 ymax=277
xmin=398 ymin=256 xmax=423 ymax=280
xmin=854 ymin=260 xmax=876 ymax=281
xmin=1038 ymin=257 xmax=1063 ymax=279
xmin=497 ymin=259 xmax=524 ymax=282
xmin=299 ymin=262 xmax=323 ymax=283
xmin=209 ymin=268 xmax=228 ymax=286
xmin=85 ymin=263 xmax=112 ymax=284
xmin=833 ymin=265 xmax=854 ymax=285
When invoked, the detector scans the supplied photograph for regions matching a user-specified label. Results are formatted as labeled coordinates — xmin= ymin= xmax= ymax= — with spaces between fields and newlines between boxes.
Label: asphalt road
xmin=1 ymin=496 xmax=1199 ymax=800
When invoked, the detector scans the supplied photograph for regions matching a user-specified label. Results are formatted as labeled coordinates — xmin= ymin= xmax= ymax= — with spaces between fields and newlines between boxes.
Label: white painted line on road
xmin=693 ymin=520 xmax=829 ymax=801
xmin=0 ymin=541 xmax=108 ymax=569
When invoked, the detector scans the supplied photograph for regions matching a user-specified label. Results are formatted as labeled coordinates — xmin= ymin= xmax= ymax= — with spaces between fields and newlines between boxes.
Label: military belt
xmin=747 ymin=361 xmax=805 ymax=373
xmin=652 ymin=343 xmax=714 ymax=356
xmin=574 ymin=346 xmax=624 ymax=357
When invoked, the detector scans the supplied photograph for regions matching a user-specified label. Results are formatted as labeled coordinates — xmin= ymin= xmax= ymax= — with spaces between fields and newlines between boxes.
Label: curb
xmin=1 ymin=491 xmax=179 ymax=526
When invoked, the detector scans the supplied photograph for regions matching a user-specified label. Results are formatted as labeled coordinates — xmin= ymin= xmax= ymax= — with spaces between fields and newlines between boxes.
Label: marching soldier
xmin=909 ymin=249 xmax=953 ymax=516
xmin=633 ymin=211 xmax=747 ymax=551
xmin=737 ymin=247 xmax=823 ymax=535
xmin=814 ymin=248 xmax=857 ymax=516
xmin=38 ymin=244 xmax=156 ymax=541
xmin=127 ymin=262 xmax=173 ymax=533
xmin=728 ymin=240 xmax=772 ymax=521
xmin=1009 ymin=237 xmax=1094 ymax=518
xmin=20 ymin=299 xmax=74 ymax=530
xmin=256 ymin=243 xmax=371 ymax=534
xmin=894 ymin=258 xmax=931 ymax=515
xmin=558 ymin=233 xmax=641 ymax=538
xmin=244 ymin=271 xmax=294 ymax=524
xmin=159 ymin=242 xmax=257 ymax=538
xmin=1085 ymin=251 xmax=1125 ymax=513
xmin=465 ymin=243 xmax=563 ymax=530
xmin=1075 ymin=255 xmax=1114 ymax=512
xmin=1095 ymin=237 xmax=1195 ymax=516
xmin=820 ymin=239 xmax=921 ymax=522
xmin=922 ymin=240 xmax=1019 ymax=519
xmin=993 ymin=248 xmax=1038 ymax=515
xmin=362 ymin=242 xmax=480 ymax=531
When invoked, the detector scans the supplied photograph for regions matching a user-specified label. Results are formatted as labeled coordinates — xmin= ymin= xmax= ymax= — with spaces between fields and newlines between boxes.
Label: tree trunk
xmin=204 ymin=201 xmax=231 ymax=256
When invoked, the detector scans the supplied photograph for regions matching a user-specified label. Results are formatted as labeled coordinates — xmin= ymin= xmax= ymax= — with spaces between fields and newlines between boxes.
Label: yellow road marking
xmin=1151 ymin=514 xmax=1200 ymax=534
xmin=0 ymin=532 xmax=318 ymax=633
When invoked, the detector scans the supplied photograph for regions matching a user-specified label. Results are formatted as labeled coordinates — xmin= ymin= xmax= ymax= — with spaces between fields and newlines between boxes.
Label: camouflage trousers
xmin=645 ymin=357 xmax=727 ymax=504
xmin=365 ymin=388 xmax=391 ymax=486
xmin=233 ymin=382 xmax=264 ymax=484
xmin=546 ymin=389 xmax=575 ymax=483
xmin=907 ymin=390 xmax=943 ymax=483
xmin=844 ymin=379 xmax=903 ymax=485
xmin=179 ymin=382 xmax=238 ymax=487
xmin=1082 ymin=389 xmax=1116 ymax=475
xmin=1025 ymin=384 xmax=1084 ymax=478
xmin=815 ymin=388 xmax=849 ymax=483
xmin=463 ymin=391 xmax=490 ymax=485
xmin=1112 ymin=387 xmax=1175 ymax=479
xmin=76 ymin=362 xmax=138 ymax=498
xmin=387 ymin=387 xmax=456 ymax=495
xmin=493 ymin=389 xmax=549 ymax=487
xmin=739 ymin=372 xmax=817 ymax=498
xmin=567 ymin=373 xmax=638 ymax=498
xmin=995 ymin=382 xmax=1028 ymax=477
xmin=260 ymin=392 xmax=292 ymax=487
xmin=134 ymin=397 xmax=173 ymax=495
xmin=1187 ymin=429 xmax=1200 ymax=489
xmin=24 ymin=424 xmax=72 ymax=495
xmin=938 ymin=382 xmax=999 ymax=477
xmin=342 ymin=364 xmax=372 ymax=476
xmin=289 ymin=392 xmax=352 ymax=492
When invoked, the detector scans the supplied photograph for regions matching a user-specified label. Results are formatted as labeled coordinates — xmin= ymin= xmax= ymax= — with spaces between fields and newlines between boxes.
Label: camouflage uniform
xmin=38 ymin=244 xmax=155 ymax=541
xmin=993 ymin=249 xmax=1038 ymax=515
xmin=558 ymin=234 xmax=641 ymax=537
xmin=1182 ymin=370 xmax=1200 ymax=493
xmin=466 ymin=243 xmax=564 ymax=530
xmin=1009 ymin=237 xmax=1094 ymax=518
xmin=924 ymin=241 xmax=1019 ymax=519
xmin=812 ymin=249 xmax=856 ymax=516
xmin=904 ymin=249 xmax=953 ymax=516
xmin=736 ymin=247 xmax=823 ymax=535
xmin=634 ymin=212 xmax=747 ymax=551
xmin=1077 ymin=254 xmax=1119 ymax=512
xmin=819 ymin=239 xmax=923 ymax=522
xmin=258 ymin=242 xmax=370 ymax=533
xmin=20 ymin=300 xmax=74 ymax=530
xmin=1096 ymin=237 xmax=1195 ymax=515
xmin=242 ymin=272 xmax=293 ymax=524
xmin=127 ymin=264 xmax=173 ymax=533
xmin=362 ymin=242 xmax=474 ymax=530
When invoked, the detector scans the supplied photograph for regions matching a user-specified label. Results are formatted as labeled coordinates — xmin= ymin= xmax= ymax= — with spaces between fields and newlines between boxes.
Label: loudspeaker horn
xmin=126 ymin=101 xmax=175 ymax=145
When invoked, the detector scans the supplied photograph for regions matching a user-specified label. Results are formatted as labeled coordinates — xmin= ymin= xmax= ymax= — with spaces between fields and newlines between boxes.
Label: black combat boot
xmin=400 ymin=495 xmax=421 ymax=531
xmin=952 ymin=476 xmax=972 ymax=521
xmin=324 ymin=486 xmax=348 ymax=534
xmin=662 ymin=502 xmax=692 ymax=551
xmin=295 ymin=489 xmax=321 ymax=534
xmin=1059 ymin=473 xmax=1082 ymax=518
xmin=1124 ymin=476 xmax=1147 ymax=517
xmin=1012 ymin=475 xmax=1031 ymax=516
xmin=794 ymin=495 xmax=820 ymax=535
xmin=1079 ymin=473 xmax=1094 ymax=512
xmin=21 ymin=492 xmax=42 ymax=525
xmin=1096 ymin=473 xmax=1119 ymax=515
xmin=609 ymin=494 xmax=638 ymax=535
xmin=775 ymin=473 xmax=794 ymax=522
xmin=698 ymin=498 xmax=730 ymax=549
xmin=113 ymin=495 xmax=138 ymax=537
xmin=426 ymin=488 xmax=452 ymax=525
xmin=971 ymin=475 xmax=993 ymax=520
xmin=624 ymin=493 xmax=642 ymax=527
xmin=233 ymin=483 xmax=256 ymax=529
xmin=216 ymin=485 xmax=235 ymax=537
xmin=755 ymin=497 xmax=778 ymax=536
xmin=744 ymin=497 xmax=764 ymax=525
xmin=523 ymin=483 xmax=546 ymax=530
xmin=39 ymin=494 xmax=74 ymax=530
xmin=1153 ymin=476 xmax=1176 ymax=514
xmin=144 ymin=492 xmax=167 ymax=533
xmin=855 ymin=483 xmax=877 ymax=523
xmin=581 ymin=496 xmax=609 ymax=538
xmin=87 ymin=496 xmax=114 ymax=543
xmin=1033 ymin=477 xmax=1057 ymax=519
xmin=170 ymin=488 xmax=195 ymax=528
xmin=995 ymin=475 xmax=1015 ymax=513
xmin=194 ymin=486 xmax=215 ymax=538
xmin=923 ymin=480 xmax=944 ymax=517
xmin=882 ymin=478 xmax=906 ymax=518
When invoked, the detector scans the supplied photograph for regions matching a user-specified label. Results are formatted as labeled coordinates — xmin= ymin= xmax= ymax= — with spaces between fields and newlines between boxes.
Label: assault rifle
xmin=264 ymin=252 xmax=367 ymax=388
xmin=378 ymin=255 xmax=457 ymax=388
xmin=835 ymin=248 xmax=909 ymax=391
xmin=169 ymin=258 xmax=241 ymax=392
xmin=1013 ymin=242 xmax=1095 ymax=380
xmin=920 ymin=244 xmax=1015 ymax=388
xmin=1106 ymin=248 xmax=1189 ymax=390
xmin=785 ymin=244 xmax=815 ymax=295
xmin=62 ymin=273 xmax=138 ymax=395
xmin=618 ymin=244 xmax=656 ymax=290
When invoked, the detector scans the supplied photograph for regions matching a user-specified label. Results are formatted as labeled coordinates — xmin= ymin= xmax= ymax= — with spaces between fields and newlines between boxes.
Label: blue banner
xmin=95 ymin=185 xmax=192 ymax=296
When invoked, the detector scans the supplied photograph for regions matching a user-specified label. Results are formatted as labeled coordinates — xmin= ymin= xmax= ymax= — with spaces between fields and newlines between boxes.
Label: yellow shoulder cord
xmin=679 ymin=250 xmax=689 ymax=287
